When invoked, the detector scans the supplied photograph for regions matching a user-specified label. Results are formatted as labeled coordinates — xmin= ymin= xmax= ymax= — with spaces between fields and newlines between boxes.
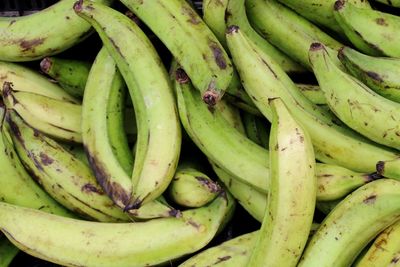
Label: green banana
xmin=355 ymin=220 xmax=400 ymax=267
xmin=6 ymin=109 xmax=129 ymax=222
xmin=2 ymin=83 xmax=82 ymax=143
xmin=309 ymin=42 xmax=400 ymax=149
xmin=119 ymin=0 xmax=233 ymax=105
xmin=202 ymin=0 xmax=229 ymax=48
xmin=317 ymin=163 xmax=382 ymax=201
xmin=226 ymin=26 xmax=399 ymax=173
xmin=242 ymin=111 xmax=269 ymax=148
xmin=0 ymin=191 xmax=233 ymax=267
xmin=247 ymin=98 xmax=316 ymax=267
xmin=275 ymin=0 xmax=370 ymax=36
xmin=179 ymin=231 xmax=257 ymax=267
xmin=372 ymin=0 xmax=400 ymax=7
xmin=75 ymin=0 xmax=181 ymax=208
xmin=297 ymin=84 xmax=327 ymax=105
xmin=333 ymin=0 xmax=400 ymax=57
xmin=376 ymin=157 xmax=400 ymax=181
xmin=224 ymin=69 xmax=258 ymax=112
xmin=316 ymin=198 xmax=343 ymax=215
xmin=0 ymin=234 xmax=19 ymax=267
xmin=215 ymin=98 xmax=246 ymax=134
xmin=298 ymin=179 xmax=400 ymax=267
xmin=0 ymin=61 xmax=78 ymax=103
xmin=246 ymin=0 xmax=342 ymax=70
xmin=0 ymin=0 xmax=112 ymax=61
xmin=40 ymin=57 xmax=91 ymax=98
xmin=338 ymin=46 xmax=400 ymax=103
xmin=168 ymin=167 xmax=220 ymax=208
xmin=226 ymin=0 xmax=305 ymax=74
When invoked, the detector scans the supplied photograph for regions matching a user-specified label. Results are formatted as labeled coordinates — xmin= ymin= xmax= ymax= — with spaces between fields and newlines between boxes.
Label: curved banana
xmin=297 ymin=84 xmax=327 ymax=105
xmin=202 ymin=0 xmax=229 ymax=48
xmin=226 ymin=26 xmax=399 ymax=173
xmin=75 ymin=0 xmax=181 ymax=209
xmin=246 ymin=0 xmax=342 ymax=70
xmin=0 ymin=61 xmax=78 ymax=103
xmin=316 ymin=163 xmax=382 ymax=201
xmin=118 ymin=0 xmax=233 ymax=105
xmin=0 ymin=191 xmax=233 ymax=267
xmin=333 ymin=0 xmax=400 ymax=57
xmin=309 ymin=42 xmax=400 ymax=149
xmin=0 ymin=234 xmax=19 ymax=267
xmin=0 ymin=0 xmax=112 ymax=61
xmin=40 ymin=57 xmax=91 ymax=98
xmin=242 ymin=112 xmax=269 ymax=148
xmin=355 ymin=220 xmax=400 ymax=267
xmin=372 ymin=0 xmax=400 ymax=7
xmin=298 ymin=179 xmax=400 ymax=267
xmin=276 ymin=0 xmax=370 ymax=36
xmin=338 ymin=46 xmax=400 ymax=103
xmin=6 ymin=109 xmax=129 ymax=222
xmin=248 ymin=98 xmax=316 ymax=267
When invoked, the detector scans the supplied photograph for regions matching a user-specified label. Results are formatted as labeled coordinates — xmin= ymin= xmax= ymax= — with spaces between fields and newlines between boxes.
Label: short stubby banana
xmin=338 ymin=46 xmax=400 ymax=103
xmin=333 ymin=0 xmax=400 ymax=57
xmin=74 ymin=0 xmax=181 ymax=209
xmin=298 ymin=179 xmax=400 ymax=267
xmin=0 ymin=0 xmax=112 ymax=62
xmin=0 ymin=191 xmax=234 ymax=267
xmin=247 ymin=98 xmax=316 ymax=267
xmin=309 ymin=42 xmax=400 ymax=149
xmin=119 ymin=0 xmax=233 ymax=106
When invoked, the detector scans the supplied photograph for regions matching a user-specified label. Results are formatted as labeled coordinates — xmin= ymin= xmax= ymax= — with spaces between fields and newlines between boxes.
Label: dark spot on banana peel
xmin=73 ymin=0 xmax=84 ymax=12
xmin=39 ymin=152 xmax=53 ymax=166
xmin=6 ymin=113 xmax=23 ymax=147
xmin=376 ymin=18 xmax=388 ymax=26
xmin=376 ymin=161 xmax=385 ymax=175
xmin=2 ymin=82 xmax=18 ymax=106
xmin=40 ymin=58 xmax=52 ymax=74
xmin=334 ymin=0 xmax=345 ymax=11
xmin=203 ymin=89 xmax=220 ymax=107
xmin=363 ymin=194 xmax=377 ymax=204
xmin=310 ymin=42 xmax=324 ymax=51
xmin=81 ymin=183 xmax=104 ymax=195
xmin=109 ymin=38 xmax=122 ymax=56
xmin=195 ymin=176 xmax=221 ymax=193
xmin=260 ymin=58 xmax=278 ymax=79
xmin=19 ymin=38 xmax=45 ymax=52
xmin=366 ymin=71 xmax=383 ymax=82
xmin=226 ymin=25 xmax=239 ymax=35
xmin=209 ymin=41 xmax=227 ymax=69
xmin=175 ymin=68 xmax=190 ymax=84
xmin=187 ymin=219 xmax=201 ymax=229
xmin=391 ymin=257 xmax=400 ymax=264
xmin=125 ymin=198 xmax=143 ymax=211
xmin=365 ymin=172 xmax=382 ymax=182
xmin=214 ymin=256 xmax=232 ymax=265
xmin=181 ymin=6 xmax=201 ymax=25
xmin=168 ymin=209 xmax=182 ymax=218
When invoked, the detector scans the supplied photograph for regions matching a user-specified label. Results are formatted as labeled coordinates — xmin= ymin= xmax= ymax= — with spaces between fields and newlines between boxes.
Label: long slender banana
xmin=226 ymin=26 xmax=399 ymax=172
xmin=0 ymin=191 xmax=233 ymax=267
xmin=0 ymin=61 xmax=78 ymax=103
xmin=2 ymin=83 xmax=82 ymax=143
xmin=75 ymin=1 xmax=181 ymax=209
xmin=0 ymin=0 xmax=112 ymax=61
xmin=247 ymin=98 xmax=316 ymax=267
xmin=202 ymin=0 xmax=229 ymax=48
xmin=338 ymin=46 xmax=400 ymax=103
xmin=333 ymin=0 xmax=400 ymax=57
xmin=276 ymin=0 xmax=370 ymax=36
xmin=299 ymin=179 xmax=400 ymax=266
xmin=118 ymin=0 xmax=233 ymax=105
xmin=355 ymin=219 xmax=400 ymax=267
xmin=0 ymin=234 xmax=19 ymax=267
xmin=40 ymin=57 xmax=91 ymax=98
xmin=316 ymin=163 xmax=381 ymax=201
xmin=6 ymin=109 xmax=130 ymax=222
xmin=309 ymin=42 xmax=400 ymax=149
xmin=297 ymin=84 xmax=327 ymax=105
xmin=215 ymin=98 xmax=246 ymax=134
xmin=242 ymin=112 xmax=269 ymax=148
xmin=372 ymin=0 xmax=400 ymax=7
xmin=246 ymin=0 xmax=342 ymax=70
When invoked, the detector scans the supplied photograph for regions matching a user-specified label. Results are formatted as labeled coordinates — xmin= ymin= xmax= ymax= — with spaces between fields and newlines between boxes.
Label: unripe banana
xmin=202 ymin=0 xmax=229 ymax=48
xmin=376 ymin=158 xmax=400 ymax=180
xmin=297 ymin=84 xmax=326 ymax=105
xmin=0 ymin=0 xmax=112 ymax=62
xmin=338 ymin=46 xmax=400 ymax=103
xmin=215 ymin=98 xmax=246 ymax=134
xmin=75 ymin=0 xmax=181 ymax=208
xmin=298 ymin=179 xmax=400 ymax=267
xmin=40 ymin=57 xmax=91 ymax=98
xmin=0 ymin=191 xmax=234 ymax=267
xmin=316 ymin=198 xmax=343 ymax=215
xmin=247 ymin=98 xmax=316 ymax=267
xmin=0 ymin=234 xmax=19 ymax=267
xmin=333 ymin=0 xmax=400 ymax=57
xmin=242 ymin=112 xmax=269 ymax=148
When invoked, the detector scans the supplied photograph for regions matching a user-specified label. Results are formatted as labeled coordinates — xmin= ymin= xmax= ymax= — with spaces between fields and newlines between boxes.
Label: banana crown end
xmin=334 ymin=0 xmax=345 ymax=11
xmin=226 ymin=25 xmax=240 ymax=35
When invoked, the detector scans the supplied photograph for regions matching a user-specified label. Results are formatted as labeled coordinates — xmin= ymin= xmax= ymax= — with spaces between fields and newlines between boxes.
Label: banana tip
xmin=203 ymin=90 xmax=220 ymax=107
xmin=2 ymin=82 xmax=13 ymax=98
xmin=175 ymin=68 xmax=190 ymax=84
xmin=310 ymin=42 xmax=324 ymax=51
xmin=376 ymin=161 xmax=385 ymax=176
xmin=73 ymin=0 xmax=83 ymax=12
xmin=40 ymin=58 xmax=52 ymax=74
xmin=226 ymin=25 xmax=240 ymax=35
xmin=334 ymin=0 xmax=345 ymax=11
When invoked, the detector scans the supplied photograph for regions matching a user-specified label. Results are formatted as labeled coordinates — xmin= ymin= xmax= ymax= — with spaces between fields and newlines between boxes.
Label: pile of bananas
xmin=2 ymin=0 xmax=400 ymax=266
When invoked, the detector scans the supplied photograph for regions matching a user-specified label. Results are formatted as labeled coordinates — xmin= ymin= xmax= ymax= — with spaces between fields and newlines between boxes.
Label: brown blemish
xmin=39 ymin=152 xmax=53 ymax=166
xmin=195 ymin=176 xmax=221 ymax=193
xmin=310 ymin=42 xmax=324 ymax=51
xmin=40 ymin=58 xmax=52 ymax=74
xmin=168 ymin=209 xmax=182 ymax=218
xmin=203 ymin=88 xmax=220 ymax=107
xmin=9 ymin=20 xmax=16 ymax=26
xmin=181 ymin=6 xmax=200 ymax=25
xmin=175 ymin=68 xmax=190 ymax=84
xmin=213 ymin=256 xmax=232 ymax=264
xmin=81 ymin=183 xmax=104 ymax=195
xmin=376 ymin=18 xmax=388 ymax=26
xmin=363 ymin=194 xmax=377 ymax=204
xmin=366 ymin=71 xmax=383 ymax=82
xmin=376 ymin=161 xmax=385 ymax=175
xmin=73 ymin=0 xmax=84 ymax=12
xmin=334 ymin=0 xmax=345 ymax=11
xmin=391 ymin=256 xmax=400 ymax=264
xmin=226 ymin=25 xmax=239 ymax=34
xmin=209 ymin=41 xmax=227 ymax=69
xmin=19 ymin=38 xmax=45 ymax=52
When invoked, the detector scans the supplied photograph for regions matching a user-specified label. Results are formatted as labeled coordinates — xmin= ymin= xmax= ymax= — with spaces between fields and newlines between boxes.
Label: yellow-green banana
xmin=297 ymin=84 xmax=327 ymax=105
xmin=247 ymin=98 xmax=316 ymax=267
xmin=376 ymin=158 xmax=400 ymax=180
xmin=338 ymin=46 xmax=400 ymax=103
xmin=309 ymin=42 xmax=400 ymax=149
xmin=118 ymin=0 xmax=233 ymax=105
xmin=333 ymin=0 xmax=400 ymax=57
xmin=299 ymin=179 xmax=400 ymax=267
xmin=75 ymin=0 xmax=181 ymax=209
xmin=215 ymin=98 xmax=246 ymax=134
xmin=0 ymin=191 xmax=233 ymax=267
xmin=226 ymin=26 xmax=399 ymax=173
xmin=0 ymin=234 xmax=19 ymax=267
xmin=202 ymin=0 xmax=229 ymax=48
xmin=0 ymin=0 xmax=112 ymax=61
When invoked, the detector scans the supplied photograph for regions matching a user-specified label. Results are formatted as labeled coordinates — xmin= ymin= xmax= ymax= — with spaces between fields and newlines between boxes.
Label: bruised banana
xmin=119 ymin=0 xmax=233 ymax=105
xmin=0 ymin=234 xmax=19 ymax=267
xmin=6 ymin=109 xmax=129 ymax=222
xmin=338 ymin=46 xmax=400 ymax=103
xmin=0 ymin=191 xmax=234 ymax=267
xmin=309 ymin=42 xmax=400 ymax=150
xmin=247 ymin=98 xmax=316 ymax=267
xmin=299 ymin=179 xmax=400 ymax=267
xmin=333 ymin=0 xmax=400 ymax=57
xmin=75 ymin=0 xmax=181 ymax=208
xmin=0 ymin=0 xmax=112 ymax=62
xmin=226 ymin=26 xmax=399 ymax=172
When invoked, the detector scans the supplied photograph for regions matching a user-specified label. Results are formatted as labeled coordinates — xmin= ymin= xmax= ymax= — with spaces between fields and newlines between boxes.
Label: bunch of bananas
xmin=2 ymin=0 xmax=400 ymax=266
